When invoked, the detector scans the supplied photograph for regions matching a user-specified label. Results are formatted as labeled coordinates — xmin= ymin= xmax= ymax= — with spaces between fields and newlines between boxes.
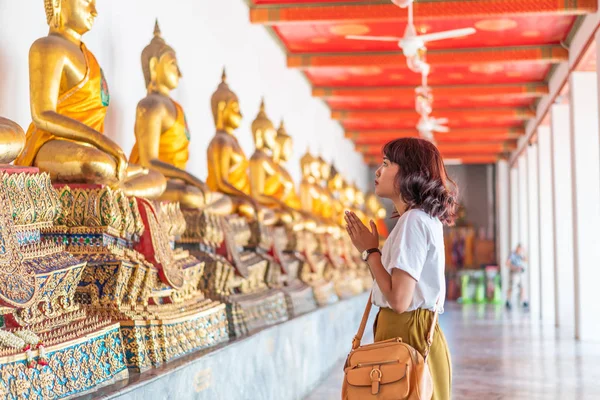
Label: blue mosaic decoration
xmin=0 ymin=325 xmax=127 ymax=399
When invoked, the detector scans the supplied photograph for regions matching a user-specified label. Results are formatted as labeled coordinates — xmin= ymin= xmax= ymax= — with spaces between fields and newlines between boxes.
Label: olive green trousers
xmin=374 ymin=307 xmax=452 ymax=400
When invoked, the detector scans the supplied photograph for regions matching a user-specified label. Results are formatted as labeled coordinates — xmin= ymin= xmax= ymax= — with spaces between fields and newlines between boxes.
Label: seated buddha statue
xmin=316 ymin=156 xmax=337 ymax=225
xmin=249 ymin=100 xmax=298 ymax=226
xmin=15 ymin=0 xmax=166 ymax=199
xmin=327 ymin=164 xmax=347 ymax=227
xmin=207 ymin=70 xmax=273 ymax=223
xmin=272 ymin=120 xmax=302 ymax=211
xmin=0 ymin=117 xmax=25 ymax=164
xmin=129 ymin=21 xmax=232 ymax=214
xmin=299 ymin=149 xmax=323 ymax=217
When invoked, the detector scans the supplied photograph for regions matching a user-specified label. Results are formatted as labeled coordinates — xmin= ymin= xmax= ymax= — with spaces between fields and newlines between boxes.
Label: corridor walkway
xmin=305 ymin=303 xmax=600 ymax=400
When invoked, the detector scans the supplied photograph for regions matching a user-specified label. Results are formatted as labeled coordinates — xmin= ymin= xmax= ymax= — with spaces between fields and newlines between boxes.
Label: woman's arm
xmin=345 ymin=210 xmax=421 ymax=313
xmin=366 ymin=252 xmax=417 ymax=313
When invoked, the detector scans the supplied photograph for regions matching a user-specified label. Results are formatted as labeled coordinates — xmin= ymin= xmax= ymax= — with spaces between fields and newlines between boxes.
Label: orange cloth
xmin=16 ymin=44 xmax=109 ymax=166
xmin=130 ymin=100 xmax=190 ymax=170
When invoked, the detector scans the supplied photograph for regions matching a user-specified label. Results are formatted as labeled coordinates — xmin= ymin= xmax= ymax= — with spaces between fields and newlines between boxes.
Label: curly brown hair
xmin=383 ymin=138 xmax=458 ymax=226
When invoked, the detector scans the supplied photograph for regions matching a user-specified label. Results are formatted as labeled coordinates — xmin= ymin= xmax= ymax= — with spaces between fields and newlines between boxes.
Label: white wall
xmin=0 ymin=0 xmax=368 ymax=190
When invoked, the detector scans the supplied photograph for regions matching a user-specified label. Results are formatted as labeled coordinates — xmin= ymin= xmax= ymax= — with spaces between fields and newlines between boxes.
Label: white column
xmin=517 ymin=153 xmax=529 ymax=304
xmin=496 ymin=160 xmax=510 ymax=300
xmin=527 ymin=144 xmax=540 ymax=316
xmin=569 ymin=71 xmax=600 ymax=341
xmin=537 ymin=126 xmax=555 ymax=324
xmin=510 ymin=166 xmax=519 ymax=249
xmin=550 ymin=103 xmax=575 ymax=333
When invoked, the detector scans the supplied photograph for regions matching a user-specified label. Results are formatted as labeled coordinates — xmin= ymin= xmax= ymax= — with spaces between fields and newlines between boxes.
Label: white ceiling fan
xmin=414 ymin=64 xmax=447 ymax=142
xmin=346 ymin=1 xmax=476 ymax=58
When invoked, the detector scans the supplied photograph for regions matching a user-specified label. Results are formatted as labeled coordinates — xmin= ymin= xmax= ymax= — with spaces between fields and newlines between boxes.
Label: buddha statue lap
xmin=14 ymin=1 xmax=229 ymax=374
xmin=0 ymin=116 xmax=129 ymax=398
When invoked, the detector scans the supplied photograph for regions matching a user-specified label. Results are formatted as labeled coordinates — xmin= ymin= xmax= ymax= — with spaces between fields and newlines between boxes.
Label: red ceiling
xmin=304 ymin=63 xmax=551 ymax=86
xmin=274 ymin=16 xmax=576 ymax=53
xmin=248 ymin=0 xmax=597 ymax=164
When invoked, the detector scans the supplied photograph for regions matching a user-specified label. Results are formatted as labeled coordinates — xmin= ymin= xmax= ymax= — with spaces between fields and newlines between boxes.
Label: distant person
xmin=505 ymin=244 xmax=528 ymax=310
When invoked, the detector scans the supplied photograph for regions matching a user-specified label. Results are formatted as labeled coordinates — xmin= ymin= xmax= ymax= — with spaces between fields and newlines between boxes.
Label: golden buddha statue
xmin=15 ymin=0 xmax=166 ymax=199
xmin=327 ymin=164 xmax=346 ymax=227
xmin=0 ymin=117 xmax=25 ymax=164
xmin=207 ymin=70 xmax=271 ymax=222
xmin=299 ymin=149 xmax=322 ymax=216
xmin=272 ymin=120 xmax=302 ymax=211
xmin=316 ymin=156 xmax=336 ymax=223
xmin=130 ymin=21 xmax=232 ymax=214
xmin=249 ymin=99 xmax=298 ymax=225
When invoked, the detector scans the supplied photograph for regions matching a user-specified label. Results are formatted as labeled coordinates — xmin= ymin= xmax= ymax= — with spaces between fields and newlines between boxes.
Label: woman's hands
xmin=345 ymin=210 xmax=379 ymax=253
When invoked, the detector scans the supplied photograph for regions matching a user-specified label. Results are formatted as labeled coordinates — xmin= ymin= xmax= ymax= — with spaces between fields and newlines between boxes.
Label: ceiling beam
xmin=333 ymin=108 xmax=535 ymax=121
xmin=250 ymin=0 xmax=596 ymax=25
xmin=348 ymin=127 xmax=525 ymax=144
xmin=289 ymin=46 xmax=567 ymax=69
xmin=363 ymin=154 xmax=503 ymax=165
xmin=359 ymin=142 xmax=517 ymax=155
xmin=314 ymin=83 xmax=549 ymax=100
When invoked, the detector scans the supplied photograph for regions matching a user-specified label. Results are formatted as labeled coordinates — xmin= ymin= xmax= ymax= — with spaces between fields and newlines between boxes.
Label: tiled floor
xmin=305 ymin=303 xmax=600 ymax=400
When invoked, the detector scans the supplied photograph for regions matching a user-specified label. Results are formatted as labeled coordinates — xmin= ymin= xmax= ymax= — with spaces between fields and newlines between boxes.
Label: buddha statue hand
xmin=94 ymin=133 xmax=129 ymax=182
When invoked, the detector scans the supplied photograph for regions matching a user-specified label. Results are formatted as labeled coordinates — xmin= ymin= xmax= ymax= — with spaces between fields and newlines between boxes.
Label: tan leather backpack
xmin=341 ymin=295 xmax=438 ymax=400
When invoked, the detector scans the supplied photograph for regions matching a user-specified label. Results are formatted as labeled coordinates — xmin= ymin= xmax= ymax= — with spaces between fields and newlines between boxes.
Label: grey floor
xmin=305 ymin=303 xmax=600 ymax=400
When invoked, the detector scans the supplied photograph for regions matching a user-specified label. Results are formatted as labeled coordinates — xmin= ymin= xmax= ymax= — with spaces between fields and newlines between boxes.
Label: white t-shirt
xmin=371 ymin=209 xmax=446 ymax=314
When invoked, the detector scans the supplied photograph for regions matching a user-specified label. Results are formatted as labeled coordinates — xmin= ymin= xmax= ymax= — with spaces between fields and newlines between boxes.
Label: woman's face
xmin=374 ymin=157 xmax=399 ymax=199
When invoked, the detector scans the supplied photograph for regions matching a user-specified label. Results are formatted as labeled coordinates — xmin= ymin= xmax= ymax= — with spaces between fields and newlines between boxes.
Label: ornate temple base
xmin=280 ymin=279 xmax=317 ymax=316
xmin=91 ymin=293 xmax=370 ymax=400
xmin=0 ymin=320 xmax=127 ymax=399
xmin=48 ymin=185 xmax=229 ymax=372
xmin=119 ymin=302 xmax=228 ymax=372
xmin=177 ymin=210 xmax=291 ymax=337
xmin=0 ymin=169 xmax=130 ymax=399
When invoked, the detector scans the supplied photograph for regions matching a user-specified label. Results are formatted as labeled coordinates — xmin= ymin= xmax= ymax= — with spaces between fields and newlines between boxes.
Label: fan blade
xmin=417 ymin=28 xmax=476 ymax=43
xmin=345 ymin=35 xmax=402 ymax=42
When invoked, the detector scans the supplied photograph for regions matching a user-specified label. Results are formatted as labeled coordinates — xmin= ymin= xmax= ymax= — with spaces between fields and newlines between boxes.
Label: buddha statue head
xmin=44 ymin=0 xmax=98 ymax=33
xmin=300 ymin=148 xmax=320 ymax=180
xmin=142 ymin=20 xmax=181 ymax=94
xmin=211 ymin=68 xmax=242 ymax=133
xmin=251 ymin=98 xmax=277 ymax=152
xmin=275 ymin=120 xmax=293 ymax=163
